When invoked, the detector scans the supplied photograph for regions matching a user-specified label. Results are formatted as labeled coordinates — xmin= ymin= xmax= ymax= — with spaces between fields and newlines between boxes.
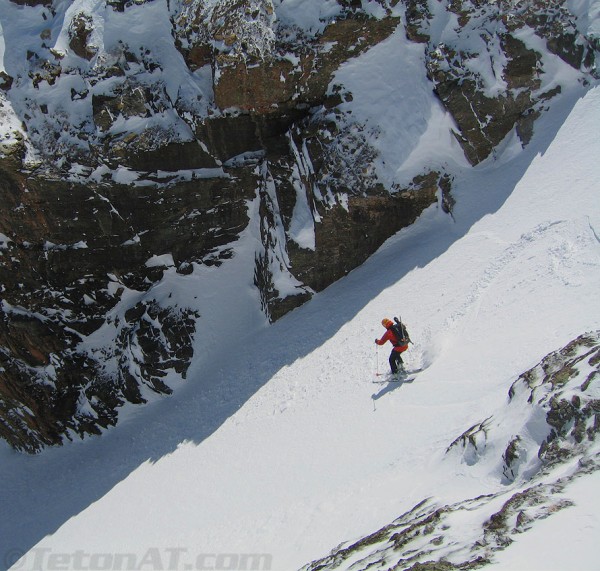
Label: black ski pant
xmin=389 ymin=350 xmax=404 ymax=374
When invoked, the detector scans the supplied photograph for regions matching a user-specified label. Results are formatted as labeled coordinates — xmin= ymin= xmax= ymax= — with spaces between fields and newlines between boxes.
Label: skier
xmin=375 ymin=318 xmax=409 ymax=374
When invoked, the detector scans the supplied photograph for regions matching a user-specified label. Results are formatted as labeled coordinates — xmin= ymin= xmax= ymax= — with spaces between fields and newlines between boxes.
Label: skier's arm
xmin=375 ymin=331 xmax=391 ymax=345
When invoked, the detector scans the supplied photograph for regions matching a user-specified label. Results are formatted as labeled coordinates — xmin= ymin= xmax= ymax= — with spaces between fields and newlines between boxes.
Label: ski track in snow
xmin=442 ymin=217 xmax=598 ymax=330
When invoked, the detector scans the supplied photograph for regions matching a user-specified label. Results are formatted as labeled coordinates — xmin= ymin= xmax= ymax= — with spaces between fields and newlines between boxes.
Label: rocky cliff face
xmin=0 ymin=0 xmax=597 ymax=452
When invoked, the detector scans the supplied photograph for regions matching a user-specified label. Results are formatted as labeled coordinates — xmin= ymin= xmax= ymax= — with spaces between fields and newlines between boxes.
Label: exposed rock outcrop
xmin=407 ymin=0 xmax=598 ymax=163
xmin=510 ymin=331 xmax=600 ymax=467
xmin=0 ymin=159 xmax=254 ymax=451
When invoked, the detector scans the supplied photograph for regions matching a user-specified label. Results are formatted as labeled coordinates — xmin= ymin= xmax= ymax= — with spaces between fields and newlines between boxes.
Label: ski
xmin=374 ymin=368 xmax=422 ymax=379
xmin=372 ymin=372 xmax=417 ymax=384
xmin=372 ymin=377 xmax=415 ymax=384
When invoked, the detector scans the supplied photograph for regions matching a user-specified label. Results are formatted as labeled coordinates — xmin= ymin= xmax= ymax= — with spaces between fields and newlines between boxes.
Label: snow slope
xmin=1 ymin=72 xmax=599 ymax=570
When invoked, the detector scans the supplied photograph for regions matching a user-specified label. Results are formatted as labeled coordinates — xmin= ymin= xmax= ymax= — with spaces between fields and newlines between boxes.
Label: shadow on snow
xmin=371 ymin=376 xmax=416 ymax=401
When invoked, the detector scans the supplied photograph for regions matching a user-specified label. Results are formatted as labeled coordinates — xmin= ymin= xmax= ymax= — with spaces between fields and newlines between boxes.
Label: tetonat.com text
xmin=6 ymin=547 xmax=273 ymax=571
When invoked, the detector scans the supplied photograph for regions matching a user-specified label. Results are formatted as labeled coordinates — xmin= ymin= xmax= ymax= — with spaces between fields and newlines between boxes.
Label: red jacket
xmin=376 ymin=327 xmax=408 ymax=353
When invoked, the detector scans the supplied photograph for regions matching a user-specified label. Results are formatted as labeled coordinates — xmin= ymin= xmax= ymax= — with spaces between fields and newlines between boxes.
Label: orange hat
xmin=381 ymin=318 xmax=393 ymax=328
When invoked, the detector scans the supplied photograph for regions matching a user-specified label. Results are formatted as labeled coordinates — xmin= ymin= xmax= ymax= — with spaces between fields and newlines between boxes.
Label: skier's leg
xmin=390 ymin=351 xmax=403 ymax=374
xmin=389 ymin=351 xmax=398 ymax=374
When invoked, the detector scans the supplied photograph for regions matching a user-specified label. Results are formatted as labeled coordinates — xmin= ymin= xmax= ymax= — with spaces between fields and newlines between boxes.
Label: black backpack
xmin=390 ymin=317 xmax=410 ymax=346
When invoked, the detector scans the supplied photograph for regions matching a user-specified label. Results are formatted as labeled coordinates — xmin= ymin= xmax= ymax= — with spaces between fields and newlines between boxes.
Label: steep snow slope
xmin=1 ymin=73 xmax=599 ymax=570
